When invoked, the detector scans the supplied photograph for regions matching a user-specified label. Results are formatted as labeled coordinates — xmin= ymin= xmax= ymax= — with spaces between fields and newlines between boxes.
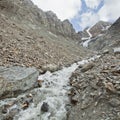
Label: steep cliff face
xmin=0 ymin=0 xmax=77 ymax=39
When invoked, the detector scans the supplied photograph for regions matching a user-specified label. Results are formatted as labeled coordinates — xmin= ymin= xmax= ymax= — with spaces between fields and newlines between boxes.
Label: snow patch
xmin=82 ymin=27 xmax=92 ymax=47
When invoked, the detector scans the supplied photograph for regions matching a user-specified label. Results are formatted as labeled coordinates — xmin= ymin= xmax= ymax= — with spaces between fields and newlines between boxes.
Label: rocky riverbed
xmin=68 ymin=51 xmax=120 ymax=120
xmin=0 ymin=55 xmax=100 ymax=120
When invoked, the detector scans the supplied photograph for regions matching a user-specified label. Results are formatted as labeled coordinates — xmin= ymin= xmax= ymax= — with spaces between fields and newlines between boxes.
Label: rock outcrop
xmin=77 ymin=21 xmax=111 ymax=41
xmin=89 ymin=18 xmax=120 ymax=50
xmin=0 ymin=66 xmax=39 ymax=99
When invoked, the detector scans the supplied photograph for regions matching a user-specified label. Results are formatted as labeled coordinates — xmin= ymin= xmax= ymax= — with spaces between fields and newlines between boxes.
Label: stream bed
xmin=0 ymin=55 xmax=100 ymax=120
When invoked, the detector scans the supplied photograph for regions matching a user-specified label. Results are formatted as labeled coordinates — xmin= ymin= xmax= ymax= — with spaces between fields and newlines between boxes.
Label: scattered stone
xmin=22 ymin=101 xmax=29 ymax=110
xmin=41 ymin=102 xmax=49 ymax=112
xmin=109 ymin=98 xmax=120 ymax=107
xmin=9 ymin=108 xmax=20 ymax=117
xmin=81 ymin=62 xmax=94 ymax=72
xmin=71 ymin=95 xmax=79 ymax=105
xmin=37 ymin=80 xmax=43 ymax=87
xmin=104 ymin=82 xmax=116 ymax=92
xmin=103 ymin=49 xmax=109 ymax=54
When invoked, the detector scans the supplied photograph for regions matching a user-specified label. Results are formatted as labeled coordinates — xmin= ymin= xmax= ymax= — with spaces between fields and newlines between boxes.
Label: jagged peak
xmin=45 ymin=11 xmax=58 ymax=18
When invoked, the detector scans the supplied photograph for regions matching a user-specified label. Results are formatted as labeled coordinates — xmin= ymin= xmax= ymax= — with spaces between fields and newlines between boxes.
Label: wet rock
xmin=41 ymin=102 xmax=49 ymax=112
xmin=37 ymin=80 xmax=43 ymax=87
xmin=65 ymin=104 xmax=72 ymax=111
xmin=9 ymin=108 xmax=20 ymax=117
xmin=81 ymin=62 xmax=94 ymax=72
xmin=3 ymin=115 xmax=13 ymax=120
xmin=109 ymin=98 xmax=120 ymax=107
xmin=21 ymin=94 xmax=33 ymax=109
xmin=113 ymin=47 xmax=120 ymax=54
xmin=2 ymin=107 xmax=7 ymax=114
xmin=33 ymin=80 xmax=43 ymax=88
xmin=69 ymin=88 xmax=76 ymax=96
xmin=1 ymin=103 xmax=13 ymax=114
xmin=71 ymin=95 xmax=79 ymax=105
xmin=0 ymin=66 xmax=39 ymax=98
xmin=22 ymin=101 xmax=29 ymax=110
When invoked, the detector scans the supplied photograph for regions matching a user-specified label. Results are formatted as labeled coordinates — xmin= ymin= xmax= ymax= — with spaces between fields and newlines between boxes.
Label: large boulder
xmin=0 ymin=66 xmax=39 ymax=99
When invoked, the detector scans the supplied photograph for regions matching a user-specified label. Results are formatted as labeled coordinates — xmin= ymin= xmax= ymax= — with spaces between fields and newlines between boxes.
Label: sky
xmin=31 ymin=0 xmax=120 ymax=31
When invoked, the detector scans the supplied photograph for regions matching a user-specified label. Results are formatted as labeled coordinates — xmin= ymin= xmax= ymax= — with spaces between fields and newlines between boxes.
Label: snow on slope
xmin=83 ymin=27 xmax=92 ymax=47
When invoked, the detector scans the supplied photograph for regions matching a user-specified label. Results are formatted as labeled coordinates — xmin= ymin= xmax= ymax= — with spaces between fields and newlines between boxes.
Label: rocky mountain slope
xmin=89 ymin=21 xmax=111 ymax=38
xmin=89 ymin=17 xmax=120 ymax=50
xmin=0 ymin=0 xmax=92 ymax=72
xmin=68 ymin=51 xmax=120 ymax=120
xmin=0 ymin=0 xmax=77 ymax=39
xmin=77 ymin=21 xmax=111 ymax=41
xmin=0 ymin=0 xmax=120 ymax=120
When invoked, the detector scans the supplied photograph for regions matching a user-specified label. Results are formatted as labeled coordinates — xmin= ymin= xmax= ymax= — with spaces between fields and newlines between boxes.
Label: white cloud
xmin=85 ymin=0 xmax=102 ymax=9
xmin=98 ymin=0 xmax=120 ymax=21
xmin=79 ymin=12 xmax=99 ymax=30
xmin=31 ymin=0 xmax=81 ymax=20
xmin=79 ymin=0 xmax=120 ymax=30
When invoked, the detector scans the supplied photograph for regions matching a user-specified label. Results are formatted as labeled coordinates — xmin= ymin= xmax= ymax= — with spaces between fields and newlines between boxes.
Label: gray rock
xmin=102 ymin=49 xmax=109 ymax=54
xmin=81 ymin=62 xmax=94 ymax=72
xmin=41 ymin=64 xmax=58 ymax=72
xmin=113 ymin=47 xmax=120 ymax=54
xmin=71 ymin=95 xmax=79 ymax=105
xmin=0 ymin=66 xmax=39 ymax=98
xmin=41 ymin=102 xmax=49 ymax=112
xmin=109 ymin=98 xmax=120 ymax=107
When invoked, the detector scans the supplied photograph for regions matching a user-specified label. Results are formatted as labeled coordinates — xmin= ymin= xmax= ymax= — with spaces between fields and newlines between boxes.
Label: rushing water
xmin=0 ymin=55 xmax=100 ymax=120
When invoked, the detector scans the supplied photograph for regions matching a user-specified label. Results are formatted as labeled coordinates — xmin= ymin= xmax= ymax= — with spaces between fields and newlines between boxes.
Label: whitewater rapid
xmin=11 ymin=55 xmax=100 ymax=120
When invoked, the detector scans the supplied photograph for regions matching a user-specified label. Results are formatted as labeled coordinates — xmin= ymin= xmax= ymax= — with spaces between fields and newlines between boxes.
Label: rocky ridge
xmin=89 ymin=17 xmax=120 ymax=50
xmin=77 ymin=21 xmax=111 ymax=41
xmin=0 ymin=0 xmax=76 ymax=39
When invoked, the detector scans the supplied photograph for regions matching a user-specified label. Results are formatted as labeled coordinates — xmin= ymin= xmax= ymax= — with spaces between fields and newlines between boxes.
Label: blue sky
xmin=31 ymin=0 xmax=120 ymax=31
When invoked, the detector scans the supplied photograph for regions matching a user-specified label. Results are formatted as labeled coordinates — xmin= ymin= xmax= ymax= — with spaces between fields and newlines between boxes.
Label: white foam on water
xmin=13 ymin=55 xmax=100 ymax=120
